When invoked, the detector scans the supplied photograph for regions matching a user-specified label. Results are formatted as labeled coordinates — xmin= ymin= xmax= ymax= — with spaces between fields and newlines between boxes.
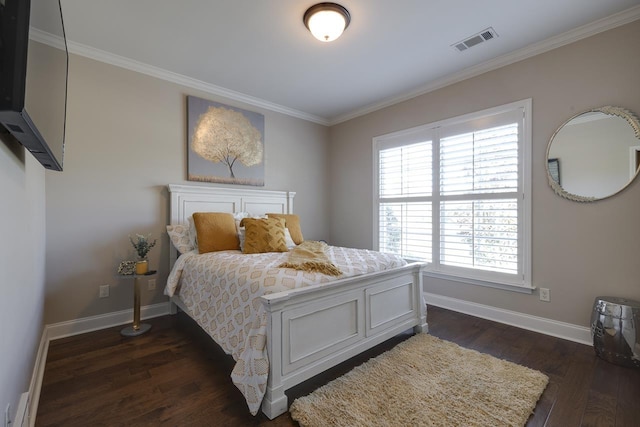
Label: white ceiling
xmin=58 ymin=0 xmax=640 ymax=125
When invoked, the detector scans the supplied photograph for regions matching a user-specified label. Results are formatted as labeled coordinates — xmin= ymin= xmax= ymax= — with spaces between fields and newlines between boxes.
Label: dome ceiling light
xmin=303 ymin=3 xmax=351 ymax=42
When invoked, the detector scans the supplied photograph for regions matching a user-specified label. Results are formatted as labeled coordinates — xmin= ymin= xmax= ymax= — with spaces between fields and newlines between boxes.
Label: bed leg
xmin=414 ymin=321 xmax=428 ymax=334
xmin=169 ymin=300 xmax=178 ymax=315
xmin=414 ymin=302 xmax=428 ymax=333
xmin=261 ymin=386 xmax=288 ymax=420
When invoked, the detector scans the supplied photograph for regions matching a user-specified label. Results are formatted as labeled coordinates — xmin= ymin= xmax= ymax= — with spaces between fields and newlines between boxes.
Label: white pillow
xmin=167 ymin=216 xmax=201 ymax=254
xmin=238 ymin=227 xmax=246 ymax=251
xmin=166 ymin=223 xmax=193 ymax=254
xmin=233 ymin=211 xmax=251 ymax=232
xmin=187 ymin=216 xmax=198 ymax=252
xmin=284 ymin=228 xmax=296 ymax=249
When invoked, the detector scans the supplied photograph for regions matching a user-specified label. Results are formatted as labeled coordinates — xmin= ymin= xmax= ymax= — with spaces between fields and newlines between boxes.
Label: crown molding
xmin=66 ymin=40 xmax=330 ymax=126
xmin=49 ymin=5 xmax=640 ymax=128
xmin=30 ymin=27 xmax=66 ymax=50
xmin=329 ymin=5 xmax=640 ymax=125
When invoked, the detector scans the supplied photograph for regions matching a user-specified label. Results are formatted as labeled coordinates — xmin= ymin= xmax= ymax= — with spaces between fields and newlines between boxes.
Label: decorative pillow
xmin=235 ymin=212 xmax=264 ymax=251
xmin=238 ymin=226 xmax=296 ymax=251
xmin=267 ymin=213 xmax=304 ymax=244
xmin=192 ymin=212 xmax=239 ymax=253
xmin=166 ymin=223 xmax=194 ymax=254
xmin=240 ymin=217 xmax=288 ymax=254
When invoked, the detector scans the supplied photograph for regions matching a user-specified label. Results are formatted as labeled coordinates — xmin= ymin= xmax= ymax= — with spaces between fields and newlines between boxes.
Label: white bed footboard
xmin=259 ymin=262 xmax=426 ymax=419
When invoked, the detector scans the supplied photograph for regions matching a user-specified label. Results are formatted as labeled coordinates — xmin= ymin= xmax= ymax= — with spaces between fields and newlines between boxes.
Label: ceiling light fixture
xmin=303 ymin=3 xmax=351 ymax=42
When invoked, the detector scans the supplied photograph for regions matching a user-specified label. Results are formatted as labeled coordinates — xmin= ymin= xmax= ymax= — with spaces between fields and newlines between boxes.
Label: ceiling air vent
xmin=452 ymin=27 xmax=498 ymax=52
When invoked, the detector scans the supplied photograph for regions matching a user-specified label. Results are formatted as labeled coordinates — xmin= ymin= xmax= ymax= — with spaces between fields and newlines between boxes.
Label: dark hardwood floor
xmin=36 ymin=306 xmax=640 ymax=426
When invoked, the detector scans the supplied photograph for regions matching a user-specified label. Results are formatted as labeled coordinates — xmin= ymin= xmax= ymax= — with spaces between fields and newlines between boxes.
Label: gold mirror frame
xmin=546 ymin=106 xmax=640 ymax=202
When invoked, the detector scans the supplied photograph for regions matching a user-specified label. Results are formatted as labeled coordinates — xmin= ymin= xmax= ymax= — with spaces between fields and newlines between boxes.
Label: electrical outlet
xmin=539 ymin=287 xmax=550 ymax=302
xmin=148 ymin=279 xmax=156 ymax=291
xmin=99 ymin=284 xmax=110 ymax=298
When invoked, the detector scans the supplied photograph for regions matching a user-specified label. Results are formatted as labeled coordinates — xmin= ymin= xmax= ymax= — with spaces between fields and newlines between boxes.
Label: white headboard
xmin=167 ymin=184 xmax=296 ymax=266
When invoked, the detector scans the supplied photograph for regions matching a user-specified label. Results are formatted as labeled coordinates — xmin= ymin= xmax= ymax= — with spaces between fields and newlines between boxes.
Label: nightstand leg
xmin=133 ymin=277 xmax=141 ymax=330
xmin=121 ymin=276 xmax=151 ymax=337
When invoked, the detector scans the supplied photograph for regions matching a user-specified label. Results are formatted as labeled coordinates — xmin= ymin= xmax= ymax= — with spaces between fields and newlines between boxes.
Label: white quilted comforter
xmin=164 ymin=245 xmax=407 ymax=415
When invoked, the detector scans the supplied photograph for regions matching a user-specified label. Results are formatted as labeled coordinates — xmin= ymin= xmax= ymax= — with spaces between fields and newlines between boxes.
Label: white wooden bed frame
xmin=167 ymin=184 xmax=427 ymax=419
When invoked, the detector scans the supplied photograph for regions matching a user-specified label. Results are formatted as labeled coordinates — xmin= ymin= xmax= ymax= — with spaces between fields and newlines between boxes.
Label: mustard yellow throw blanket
xmin=279 ymin=241 xmax=343 ymax=276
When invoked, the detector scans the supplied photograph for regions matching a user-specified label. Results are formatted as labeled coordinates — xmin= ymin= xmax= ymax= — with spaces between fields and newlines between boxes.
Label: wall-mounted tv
xmin=0 ymin=0 xmax=68 ymax=171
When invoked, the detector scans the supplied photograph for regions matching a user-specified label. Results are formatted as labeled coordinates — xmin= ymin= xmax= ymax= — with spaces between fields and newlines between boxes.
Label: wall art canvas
xmin=187 ymin=95 xmax=265 ymax=186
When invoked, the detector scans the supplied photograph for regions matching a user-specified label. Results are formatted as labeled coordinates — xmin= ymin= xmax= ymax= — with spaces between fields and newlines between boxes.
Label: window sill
xmin=423 ymin=271 xmax=535 ymax=294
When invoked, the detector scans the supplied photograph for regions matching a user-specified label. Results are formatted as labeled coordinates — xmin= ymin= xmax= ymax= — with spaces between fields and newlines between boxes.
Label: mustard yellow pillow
xmin=266 ymin=213 xmax=304 ymax=244
xmin=192 ymin=212 xmax=239 ymax=253
xmin=240 ymin=217 xmax=288 ymax=254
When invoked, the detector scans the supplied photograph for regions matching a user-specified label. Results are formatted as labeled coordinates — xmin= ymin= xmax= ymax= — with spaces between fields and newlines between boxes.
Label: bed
xmin=165 ymin=184 xmax=427 ymax=419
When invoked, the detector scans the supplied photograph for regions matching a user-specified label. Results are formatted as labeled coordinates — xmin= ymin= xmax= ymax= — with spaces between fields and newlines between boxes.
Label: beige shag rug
xmin=289 ymin=334 xmax=548 ymax=427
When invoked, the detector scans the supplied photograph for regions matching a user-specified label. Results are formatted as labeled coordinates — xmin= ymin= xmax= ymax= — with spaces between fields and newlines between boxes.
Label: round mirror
xmin=546 ymin=106 xmax=640 ymax=202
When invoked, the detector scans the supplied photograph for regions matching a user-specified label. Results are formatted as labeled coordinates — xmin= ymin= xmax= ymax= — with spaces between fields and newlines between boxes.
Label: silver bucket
xmin=590 ymin=296 xmax=640 ymax=368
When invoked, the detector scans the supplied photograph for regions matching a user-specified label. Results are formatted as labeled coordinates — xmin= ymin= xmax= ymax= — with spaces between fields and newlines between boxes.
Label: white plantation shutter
xmin=377 ymin=140 xmax=433 ymax=261
xmin=439 ymin=123 xmax=520 ymax=275
xmin=374 ymin=100 xmax=531 ymax=290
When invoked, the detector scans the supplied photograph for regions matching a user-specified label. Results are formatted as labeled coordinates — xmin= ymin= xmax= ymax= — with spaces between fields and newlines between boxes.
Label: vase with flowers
xmin=130 ymin=233 xmax=157 ymax=274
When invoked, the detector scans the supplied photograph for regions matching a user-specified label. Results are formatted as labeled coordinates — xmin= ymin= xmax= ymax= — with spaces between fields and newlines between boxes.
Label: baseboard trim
xmin=26 ymin=326 xmax=50 ymax=427
xmin=14 ymin=392 xmax=29 ymax=427
xmin=28 ymin=302 xmax=172 ymax=426
xmin=46 ymin=302 xmax=172 ymax=341
xmin=424 ymin=292 xmax=592 ymax=346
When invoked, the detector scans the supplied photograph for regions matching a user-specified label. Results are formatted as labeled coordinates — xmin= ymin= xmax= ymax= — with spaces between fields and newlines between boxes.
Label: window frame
xmin=373 ymin=99 xmax=533 ymax=293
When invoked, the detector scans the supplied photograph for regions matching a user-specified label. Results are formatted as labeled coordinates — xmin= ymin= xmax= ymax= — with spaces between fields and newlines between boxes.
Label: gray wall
xmin=328 ymin=20 xmax=640 ymax=327
xmin=44 ymin=54 xmax=330 ymax=324
xmin=0 ymin=137 xmax=46 ymax=422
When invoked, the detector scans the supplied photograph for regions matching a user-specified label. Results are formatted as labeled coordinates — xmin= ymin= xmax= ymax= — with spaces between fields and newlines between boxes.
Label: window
xmin=374 ymin=100 xmax=532 ymax=291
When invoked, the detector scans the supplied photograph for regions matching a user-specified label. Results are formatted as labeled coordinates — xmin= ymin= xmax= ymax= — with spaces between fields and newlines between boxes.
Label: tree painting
xmin=187 ymin=96 xmax=265 ymax=186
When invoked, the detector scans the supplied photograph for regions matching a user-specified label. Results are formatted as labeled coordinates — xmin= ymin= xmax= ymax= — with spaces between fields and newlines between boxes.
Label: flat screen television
xmin=0 ymin=0 xmax=68 ymax=171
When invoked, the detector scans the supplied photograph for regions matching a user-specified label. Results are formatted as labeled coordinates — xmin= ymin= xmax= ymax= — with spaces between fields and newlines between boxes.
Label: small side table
xmin=119 ymin=272 xmax=156 ymax=337
xmin=591 ymin=296 xmax=640 ymax=368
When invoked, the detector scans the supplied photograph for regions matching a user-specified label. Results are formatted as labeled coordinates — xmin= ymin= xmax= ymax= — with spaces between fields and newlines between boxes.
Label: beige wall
xmin=328 ymin=20 xmax=640 ymax=327
xmin=0 ymin=136 xmax=46 ymax=420
xmin=44 ymin=55 xmax=330 ymax=324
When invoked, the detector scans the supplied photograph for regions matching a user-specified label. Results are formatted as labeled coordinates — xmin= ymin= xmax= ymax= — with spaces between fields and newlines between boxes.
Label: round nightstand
xmin=119 ymin=271 xmax=156 ymax=337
